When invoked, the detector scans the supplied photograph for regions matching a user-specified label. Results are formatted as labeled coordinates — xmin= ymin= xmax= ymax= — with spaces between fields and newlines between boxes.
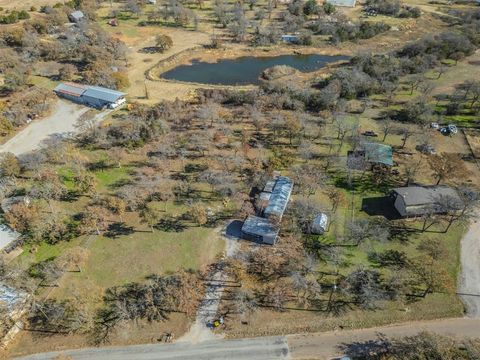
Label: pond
xmin=160 ymin=54 xmax=349 ymax=85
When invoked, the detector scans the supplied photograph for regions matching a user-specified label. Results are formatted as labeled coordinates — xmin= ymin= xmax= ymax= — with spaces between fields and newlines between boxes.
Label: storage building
xmin=241 ymin=215 xmax=280 ymax=245
xmin=54 ymin=83 xmax=126 ymax=109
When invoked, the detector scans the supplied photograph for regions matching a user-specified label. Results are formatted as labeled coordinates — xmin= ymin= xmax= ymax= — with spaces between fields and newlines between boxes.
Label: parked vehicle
xmin=430 ymin=122 xmax=439 ymax=129
xmin=362 ymin=130 xmax=378 ymax=137
xmin=448 ymin=124 xmax=458 ymax=134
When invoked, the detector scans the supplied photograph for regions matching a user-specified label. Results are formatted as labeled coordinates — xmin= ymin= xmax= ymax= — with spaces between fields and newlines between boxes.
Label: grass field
xmin=52 ymin=225 xmax=224 ymax=300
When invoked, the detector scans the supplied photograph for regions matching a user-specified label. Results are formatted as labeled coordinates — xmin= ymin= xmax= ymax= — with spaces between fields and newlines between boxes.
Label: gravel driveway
xmin=0 ymin=100 xmax=90 ymax=156
xmin=458 ymin=211 xmax=480 ymax=318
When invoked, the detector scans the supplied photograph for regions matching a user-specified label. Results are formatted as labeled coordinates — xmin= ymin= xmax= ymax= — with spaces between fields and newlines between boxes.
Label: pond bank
xmin=147 ymin=45 xmax=351 ymax=87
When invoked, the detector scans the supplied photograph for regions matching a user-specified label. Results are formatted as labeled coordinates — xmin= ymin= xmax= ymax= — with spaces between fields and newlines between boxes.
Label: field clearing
xmin=431 ymin=51 xmax=480 ymax=95
xmin=52 ymin=225 xmax=224 ymax=301
xmin=0 ymin=0 xmax=58 ymax=10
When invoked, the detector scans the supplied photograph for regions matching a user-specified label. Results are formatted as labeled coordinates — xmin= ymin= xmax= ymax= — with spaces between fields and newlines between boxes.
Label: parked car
xmin=430 ymin=122 xmax=439 ymax=129
xmin=448 ymin=124 xmax=458 ymax=134
xmin=362 ymin=130 xmax=378 ymax=137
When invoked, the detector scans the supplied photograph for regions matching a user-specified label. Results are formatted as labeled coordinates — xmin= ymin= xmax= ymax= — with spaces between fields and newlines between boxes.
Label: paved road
xmin=0 ymin=100 xmax=100 ymax=156
xmin=15 ymin=336 xmax=290 ymax=360
xmin=289 ymin=318 xmax=480 ymax=359
xmin=458 ymin=212 xmax=480 ymax=318
xmin=14 ymin=318 xmax=480 ymax=360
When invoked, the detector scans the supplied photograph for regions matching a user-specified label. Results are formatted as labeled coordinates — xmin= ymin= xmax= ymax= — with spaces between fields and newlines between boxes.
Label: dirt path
xmin=458 ymin=210 xmax=480 ymax=318
xmin=0 ymin=101 xmax=91 ymax=156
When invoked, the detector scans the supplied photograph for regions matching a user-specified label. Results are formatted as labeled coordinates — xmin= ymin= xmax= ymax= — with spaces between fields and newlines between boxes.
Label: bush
xmin=303 ymin=0 xmax=319 ymax=16
xmin=323 ymin=2 xmax=336 ymax=14
xmin=262 ymin=65 xmax=297 ymax=80
xmin=366 ymin=0 xmax=400 ymax=16
xmin=155 ymin=34 xmax=173 ymax=53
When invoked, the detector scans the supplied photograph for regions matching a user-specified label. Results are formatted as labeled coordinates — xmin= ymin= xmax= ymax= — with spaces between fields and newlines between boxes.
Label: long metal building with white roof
xmin=53 ymin=82 xmax=126 ymax=109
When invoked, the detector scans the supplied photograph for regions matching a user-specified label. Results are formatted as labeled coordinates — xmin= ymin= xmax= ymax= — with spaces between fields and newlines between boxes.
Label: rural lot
xmin=0 ymin=0 xmax=480 ymax=359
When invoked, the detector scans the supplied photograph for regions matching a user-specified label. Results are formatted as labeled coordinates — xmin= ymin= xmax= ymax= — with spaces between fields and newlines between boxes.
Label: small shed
xmin=348 ymin=142 xmax=393 ymax=170
xmin=69 ymin=10 xmax=85 ymax=23
xmin=241 ymin=215 xmax=279 ymax=245
xmin=311 ymin=213 xmax=328 ymax=234
xmin=108 ymin=18 xmax=119 ymax=26
xmin=281 ymin=35 xmax=299 ymax=43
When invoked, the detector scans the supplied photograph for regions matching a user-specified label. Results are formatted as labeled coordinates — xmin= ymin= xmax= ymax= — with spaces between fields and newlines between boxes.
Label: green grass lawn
xmin=29 ymin=75 xmax=59 ymax=91
xmin=52 ymin=226 xmax=224 ymax=302
xmin=94 ymin=166 xmax=133 ymax=191
xmin=15 ymin=237 xmax=85 ymax=270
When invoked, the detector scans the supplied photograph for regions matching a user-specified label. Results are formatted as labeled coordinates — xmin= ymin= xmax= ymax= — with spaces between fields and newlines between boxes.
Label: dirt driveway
xmin=0 ymin=100 xmax=90 ymax=156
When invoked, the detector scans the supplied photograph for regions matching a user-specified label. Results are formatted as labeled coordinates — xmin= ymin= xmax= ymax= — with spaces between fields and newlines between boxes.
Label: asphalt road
xmin=289 ymin=318 xmax=480 ymax=359
xmin=14 ymin=318 xmax=480 ymax=360
xmin=458 ymin=212 xmax=480 ymax=318
xmin=15 ymin=336 xmax=290 ymax=360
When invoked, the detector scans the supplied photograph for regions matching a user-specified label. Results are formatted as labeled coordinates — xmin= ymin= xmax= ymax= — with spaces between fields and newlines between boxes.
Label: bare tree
xmin=380 ymin=119 xmax=394 ymax=142
xmin=427 ymin=153 xmax=469 ymax=185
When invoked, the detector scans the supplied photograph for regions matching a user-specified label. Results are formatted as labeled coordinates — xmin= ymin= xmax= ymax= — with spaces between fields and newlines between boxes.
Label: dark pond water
xmin=160 ymin=54 xmax=349 ymax=85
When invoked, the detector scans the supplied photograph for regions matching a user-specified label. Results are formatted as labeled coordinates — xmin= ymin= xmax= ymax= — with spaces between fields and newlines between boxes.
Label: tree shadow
xmin=88 ymin=160 xmax=113 ymax=172
xmin=154 ymin=217 xmax=186 ymax=232
xmin=108 ymin=178 xmax=134 ymax=190
xmin=104 ymin=222 xmax=135 ymax=238
xmin=338 ymin=333 xmax=391 ymax=359
xmin=139 ymin=46 xmax=165 ymax=54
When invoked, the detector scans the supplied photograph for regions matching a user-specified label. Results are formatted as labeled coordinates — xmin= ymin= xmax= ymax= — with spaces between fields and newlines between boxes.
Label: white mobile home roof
xmin=326 ymin=0 xmax=356 ymax=7
xmin=264 ymin=176 xmax=293 ymax=218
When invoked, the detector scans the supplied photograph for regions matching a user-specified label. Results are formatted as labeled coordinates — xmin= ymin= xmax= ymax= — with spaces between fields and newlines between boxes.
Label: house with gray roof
xmin=54 ymin=82 xmax=126 ymax=109
xmin=392 ymin=185 xmax=462 ymax=217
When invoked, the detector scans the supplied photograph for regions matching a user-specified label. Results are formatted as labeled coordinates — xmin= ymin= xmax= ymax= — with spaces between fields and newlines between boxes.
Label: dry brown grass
xmin=0 ymin=0 xmax=59 ymax=10
xmin=4 ymin=314 xmax=190 ymax=359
